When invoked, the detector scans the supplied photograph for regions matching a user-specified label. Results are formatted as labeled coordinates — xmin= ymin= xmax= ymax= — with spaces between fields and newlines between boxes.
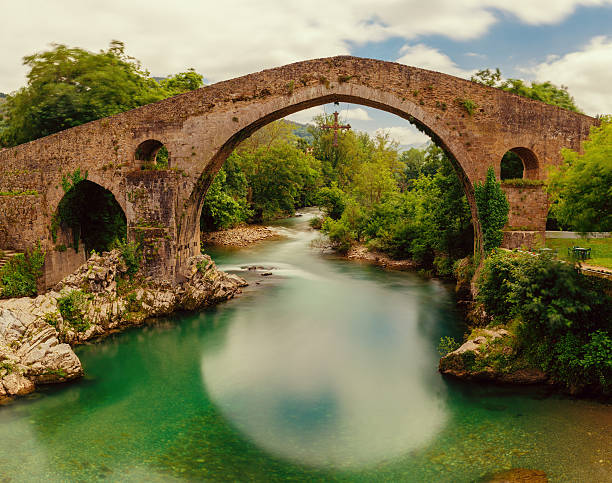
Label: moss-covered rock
xmin=439 ymin=327 xmax=548 ymax=385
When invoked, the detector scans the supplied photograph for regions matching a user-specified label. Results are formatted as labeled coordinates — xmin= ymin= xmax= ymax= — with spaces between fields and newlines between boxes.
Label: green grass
xmin=545 ymin=237 xmax=612 ymax=270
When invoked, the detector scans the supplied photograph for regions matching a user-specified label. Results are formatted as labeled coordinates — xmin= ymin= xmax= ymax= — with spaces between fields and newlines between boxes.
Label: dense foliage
xmin=200 ymin=116 xmax=474 ymax=272
xmin=200 ymin=121 xmax=320 ymax=229
xmin=0 ymin=41 xmax=203 ymax=147
xmin=315 ymin=133 xmax=474 ymax=270
xmin=0 ymin=244 xmax=46 ymax=298
xmin=474 ymin=167 xmax=509 ymax=252
xmin=478 ymin=250 xmax=612 ymax=393
xmin=471 ymin=68 xmax=581 ymax=112
xmin=548 ymin=117 xmax=612 ymax=232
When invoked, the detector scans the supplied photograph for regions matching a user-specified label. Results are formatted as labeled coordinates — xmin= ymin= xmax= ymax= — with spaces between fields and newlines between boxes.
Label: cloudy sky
xmin=2 ymin=1 xmax=612 ymax=147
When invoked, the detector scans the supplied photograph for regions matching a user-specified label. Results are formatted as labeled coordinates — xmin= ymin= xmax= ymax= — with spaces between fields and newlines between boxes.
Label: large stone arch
xmin=177 ymin=86 xmax=483 ymax=270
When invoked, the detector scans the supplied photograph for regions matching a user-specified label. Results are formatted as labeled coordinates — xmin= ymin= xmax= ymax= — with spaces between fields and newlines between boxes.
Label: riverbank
xmin=0 ymin=249 xmax=247 ymax=402
xmin=345 ymin=244 xmax=419 ymax=270
xmin=201 ymin=224 xmax=281 ymax=247
xmin=328 ymin=241 xmax=612 ymax=396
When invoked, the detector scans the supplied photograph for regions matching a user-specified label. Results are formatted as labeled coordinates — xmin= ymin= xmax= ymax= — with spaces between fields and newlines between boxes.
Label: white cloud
xmin=286 ymin=106 xmax=372 ymax=125
xmin=343 ymin=108 xmax=372 ymax=121
xmin=2 ymin=1 xmax=611 ymax=92
xmin=484 ymin=0 xmax=612 ymax=24
xmin=530 ymin=36 xmax=612 ymax=115
xmin=396 ymin=44 xmax=475 ymax=79
xmin=374 ymin=126 xmax=430 ymax=147
xmin=286 ymin=106 xmax=326 ymax=125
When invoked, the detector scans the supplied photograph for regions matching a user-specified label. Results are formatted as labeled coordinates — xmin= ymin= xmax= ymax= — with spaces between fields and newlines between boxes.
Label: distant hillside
xmin=283 ymin=120 xmax=314 ymax=143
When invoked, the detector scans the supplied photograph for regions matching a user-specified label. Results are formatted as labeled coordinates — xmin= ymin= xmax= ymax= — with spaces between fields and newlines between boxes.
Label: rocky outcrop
xmin=0 ymin=303 xmax=82 ymax=400
xmin=0 ymin=250 xmax=247 ymax=401
xmin=439 ymin=328 xmax=548 ymax=385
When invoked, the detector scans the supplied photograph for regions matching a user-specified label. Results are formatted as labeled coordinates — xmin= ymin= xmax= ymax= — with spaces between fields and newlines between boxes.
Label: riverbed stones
xmin=346 ymin=244 xmax=418 ymax=270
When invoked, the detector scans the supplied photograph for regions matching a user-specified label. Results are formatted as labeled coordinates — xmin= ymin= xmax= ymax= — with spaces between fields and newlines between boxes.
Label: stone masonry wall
xmin=502 ymin=184 xmax=550 ymax=231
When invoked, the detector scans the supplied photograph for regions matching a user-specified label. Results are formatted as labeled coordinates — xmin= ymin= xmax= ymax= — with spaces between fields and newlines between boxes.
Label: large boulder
xmin=0 ymin=305 xmax=82 ymax=400
xmin=438 ymin=328 xmax=548 ymax=385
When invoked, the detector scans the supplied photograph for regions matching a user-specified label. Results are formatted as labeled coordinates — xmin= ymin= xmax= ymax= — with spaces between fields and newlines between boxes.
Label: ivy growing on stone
xmin=474 ymin=167 xmax=509 ymax=252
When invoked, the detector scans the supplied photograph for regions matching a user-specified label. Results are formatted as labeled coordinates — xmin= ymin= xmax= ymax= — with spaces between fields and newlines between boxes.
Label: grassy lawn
xmin=545 ymin=237 xmax=612 ymax=270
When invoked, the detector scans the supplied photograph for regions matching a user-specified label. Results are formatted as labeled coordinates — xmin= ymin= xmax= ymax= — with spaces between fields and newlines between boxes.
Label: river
xmin=0 ymin=211 xmax=610 ymax=481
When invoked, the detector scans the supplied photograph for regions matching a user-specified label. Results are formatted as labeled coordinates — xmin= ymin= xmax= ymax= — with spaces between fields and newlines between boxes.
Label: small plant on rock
xmin=57 ymin=290 xmax=90 ymax=333
xmin=438 ymin=336 xmax=460 ymax=356
xmin=111 ymin=238 xmax=141 ymax=277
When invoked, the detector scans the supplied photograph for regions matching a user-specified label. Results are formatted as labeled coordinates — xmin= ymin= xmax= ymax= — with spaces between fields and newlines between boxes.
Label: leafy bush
xmin=317 ymin=184 xmax=345 ymax=220
xmin=57 ymin=290 xmax=90 ymax=332
xmin=200 ymin=164 xmax=251 ymax=231
xmin=43 ymin=311 xmax=61 ymax=327
xmin=111 ymin=239 xmax=141 ymax=277
xmin=438 ymin=336 xmax=460 ymax=356
xmin=477 ymin=250 xmax=612 ymax=393
xmin=309 ymin=216 xmax=324 ymax=230
xmin=548 ymin=117 xmax=612 ymax=232
xmin=0 ymin=243 xmax=45 ymax=298
xmin=321 ymin=217 xmax=353 ymax=254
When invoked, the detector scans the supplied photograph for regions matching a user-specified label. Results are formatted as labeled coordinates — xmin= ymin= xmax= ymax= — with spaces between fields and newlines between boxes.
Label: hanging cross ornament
xmin=322 ymin=110 xmax=351 ymax=147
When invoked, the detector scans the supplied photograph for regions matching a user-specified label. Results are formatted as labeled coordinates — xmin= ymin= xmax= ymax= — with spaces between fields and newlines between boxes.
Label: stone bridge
xmin=0 ymin=56 xmax=598 ymax=287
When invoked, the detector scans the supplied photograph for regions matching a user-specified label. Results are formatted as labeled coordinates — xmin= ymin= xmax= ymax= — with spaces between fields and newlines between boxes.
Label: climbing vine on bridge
xmin=474 ymin=167 xmax=509 ymax=253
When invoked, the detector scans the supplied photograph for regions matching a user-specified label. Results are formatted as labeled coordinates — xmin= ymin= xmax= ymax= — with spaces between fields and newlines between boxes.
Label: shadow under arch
xmin=51 ymin=178 xmax=127 ymax=255
xmin=180 ymin=91 xmax=484 ymax=263
xmin=500 ymin=147 xmax=539 ymax=180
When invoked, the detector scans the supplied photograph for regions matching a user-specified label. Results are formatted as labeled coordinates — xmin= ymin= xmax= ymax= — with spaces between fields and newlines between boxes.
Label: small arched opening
xmin=500 ymin=147 xmax=539 ymax=180
xmin=52 ymin=179 xmax=127 ymax=255
xmin=135 ymin=139 xmax=170 ymax=170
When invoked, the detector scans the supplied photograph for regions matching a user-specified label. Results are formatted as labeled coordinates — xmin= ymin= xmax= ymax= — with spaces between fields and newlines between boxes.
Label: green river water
xmin=0 ymin=211 xmax=610 ymax=482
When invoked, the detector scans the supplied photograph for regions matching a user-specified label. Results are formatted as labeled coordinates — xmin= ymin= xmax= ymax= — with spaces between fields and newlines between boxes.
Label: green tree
xmin=474 ymin=167 xmax=509 ymax=252
xmin=471 ymin=68 xmax=581 ymax=112
xmin=548 ymin=117 xmax=612 ymax=232
xmin=0 ymin=41 xmax=203 ymax=146
xmin=235 ymin=142 xmax=321 ymax=221
xmin=200 ymin=162 xmax=251 ymax=231
xmin=159 ymin=68 xmax=204 ymax=95
xmin=317 ymin=184 xmax=346 ymax=220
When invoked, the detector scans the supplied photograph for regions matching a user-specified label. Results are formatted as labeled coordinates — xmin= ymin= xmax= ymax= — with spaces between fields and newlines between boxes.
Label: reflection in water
xmin=201 ymin=278 xmax=448 ymax=467
xmin=0 ymin=210 xmax=610 ymax=481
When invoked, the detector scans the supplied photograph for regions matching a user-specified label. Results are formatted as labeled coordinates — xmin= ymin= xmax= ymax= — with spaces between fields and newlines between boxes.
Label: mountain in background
xmin=283 ymin=119 xmax=314 ymax=143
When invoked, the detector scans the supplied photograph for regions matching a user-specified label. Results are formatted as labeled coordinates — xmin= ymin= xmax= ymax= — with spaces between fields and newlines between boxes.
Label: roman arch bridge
xmin=0 ymin=56 xmax=598 ymax=287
